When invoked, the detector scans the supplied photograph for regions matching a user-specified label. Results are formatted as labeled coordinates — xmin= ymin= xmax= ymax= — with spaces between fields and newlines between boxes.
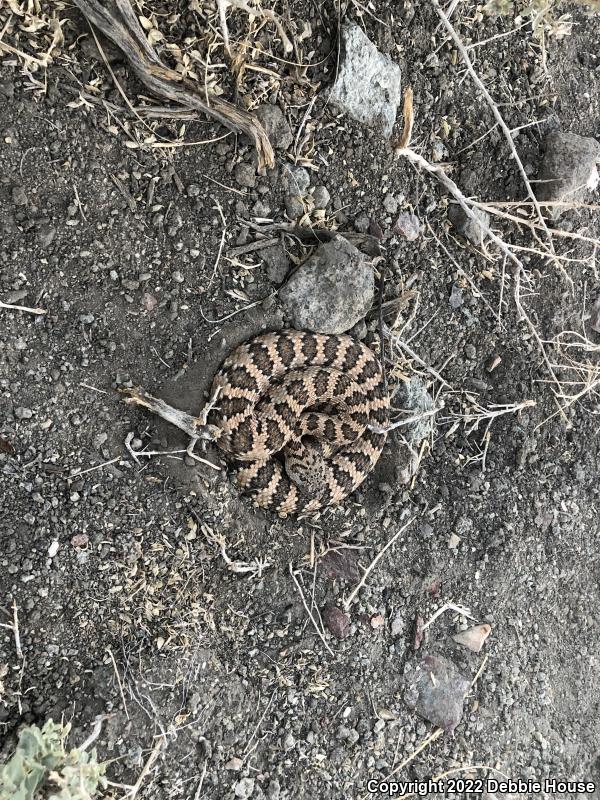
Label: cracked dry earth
xmin=1 ymin=2 xmax=600 ymax=799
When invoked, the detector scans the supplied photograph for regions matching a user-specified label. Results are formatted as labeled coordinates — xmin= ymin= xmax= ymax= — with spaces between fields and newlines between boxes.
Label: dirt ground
xmin=1 ymin=1 xmax=599 ymax=798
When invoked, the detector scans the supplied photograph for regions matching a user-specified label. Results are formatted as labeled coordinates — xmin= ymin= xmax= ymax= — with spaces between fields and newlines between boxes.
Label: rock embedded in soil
xmin=536 ymin=131 xmax=600 ymax=219
xmin=311 ymin=185 xmax=331 ymax=209
xmin=261 ymin=243 xmax=290 ymax=285
xmin=11 ymin=185 xmax=28 ymax=206
xmin=330 ymin=22 xmax=402 ymax=138
xmin=234 ymin=162 xmax=257 ymax=189
xmin=234 ymin=777 xmax=255 ymax=798
xmin=284 ymin=195 xmax=304 ymax=220
xmin=453 ymin=623 xmax=492 ymax=653
xmin=448 ymin=204 xmax=490 ymax=246
xmin=255 ymin=103 xmax=293 ymax=151
xmin=322 ymin=605 xmax=351 ymax=639
xmin=279 ymin=235 xmax=374 ymax=333
xmin=282 ymin=165 xmax=310 ymax=196
xmin=393 ymin=212 xmax=421 ymax=241
xmin=403 ymin=653 xmax=471 ymax=733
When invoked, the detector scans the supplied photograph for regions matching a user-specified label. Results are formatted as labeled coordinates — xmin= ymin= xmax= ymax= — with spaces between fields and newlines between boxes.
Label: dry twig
xmin=72 ymin=0 xmax=274 ymax=168
xmin=343 ymin=517 xmax=415 ymax=610
xmin=0 ymin=299 xmax=47 ymax=315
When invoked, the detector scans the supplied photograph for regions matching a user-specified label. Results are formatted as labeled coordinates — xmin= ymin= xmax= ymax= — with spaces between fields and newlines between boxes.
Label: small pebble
xmin=37 ymin=224 xmax=56 ymax=249
xmin=234 ymin=777 xmax=255 ymax=799
xmin=383 ymin=194 xmax=398 ymax=214
xmin=285 ymin=195 xmax=304 ymax=220
xmin=353 ymin=213 xmax=370 ymax=233
xmin=15 ymin=407 xmax=33 ymax=420
xmin=312 ymin=185 xmax=331 ymax=209
xmin=486 ymin=355 xmax=501 ymax=372
xmin=234 ymin=163 xmax=257 ymax=189
xmin=393 ymin=212 xmax=421 ymax=241
xmin=12 ymin=185 xmax=27 ymax=205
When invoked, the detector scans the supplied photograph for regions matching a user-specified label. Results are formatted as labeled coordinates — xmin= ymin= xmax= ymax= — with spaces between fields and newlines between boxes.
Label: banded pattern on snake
xmin=208 ymin=330 xmax=389 ymax=515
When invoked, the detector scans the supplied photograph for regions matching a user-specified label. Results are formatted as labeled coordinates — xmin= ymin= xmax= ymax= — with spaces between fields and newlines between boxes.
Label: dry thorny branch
xmin=393 ymin=6 xmax=600 ymax=429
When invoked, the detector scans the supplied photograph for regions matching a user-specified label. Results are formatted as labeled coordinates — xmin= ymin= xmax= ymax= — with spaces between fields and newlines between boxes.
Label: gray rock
xmin=282 ymin=165 xmax=310 ymax=196
xmin=266 ymin=780 xmax=280 ymax=800
xmin=353 ymin=214 xmax=370 ymax=233
xmin=37 ymin=224 xmax=56 ymax=249
xmin=404 ymin=654 xmax=470 ymax=734
xmin=261 ymin=244 xmax=290 ymax=284
xmin=285 ymin=195 xmax=304 ymax=220
xmin=15 ymin=407 xmax=33 ymax=420
xmin=12 ymin=185 xmax=28 ymax=206
xmin=383 ymin=193 xmax=399 ymax=214
xmin=329 ymin=22 xmax=402 ymax=138
xmin=234 ymin=777 xmax=255 ymax=798
xmin=536 ymin=131 xmax=600 ymax=219
xmin=449 ymin=283 xmax=463 ymax=310
xmin=255 ymin=104 xmax=293 ymax=150
xmin=279 ymin=236 xmax=374 ymax=333
xmin=448 ymin=205 xmax=490 ymax=246
xmin=312 ymin=185 xmax=331 ymax=209
xmin=395 ymin=377 xmax=435 ymax=446
xmin=0 ymin=80 xmax=15 ymax=100
xmin=234 ymin=163 xmax=257 ymax=188
xmin=393 ymin=212 xmax=420 ymax=241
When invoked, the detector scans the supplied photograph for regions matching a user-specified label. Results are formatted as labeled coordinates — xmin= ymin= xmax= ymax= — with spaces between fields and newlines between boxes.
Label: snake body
xmin=208 ymin=330 xmax=389 ymax=515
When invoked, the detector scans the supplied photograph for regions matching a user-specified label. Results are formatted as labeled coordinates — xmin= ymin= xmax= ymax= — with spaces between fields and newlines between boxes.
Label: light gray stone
xmin=312 ymin=185 xmax=331 ymax=209
xmin=37 ymin=224 xmax=56 ymax=249
xmin=383 ymin=193 xmax=399 ymax=214
xmin=279 ymin=236 xmax=374 ymax=334
xmin=329 ymin=23 xmax=402 ymax=138
xmin=234 ymin=777 xmax=255 ymax=798
xmin=536 ymin=131 xmax=600 ymax=219
xmin=282 ymin=165 xmax=310 ymax=196
xmin=393 ymin=212 xmax=420 ymax=241
xmin=234 ymin=162 xmax=257 ymax=188
xmin=284 ymin=195 xmax=304 ymax=220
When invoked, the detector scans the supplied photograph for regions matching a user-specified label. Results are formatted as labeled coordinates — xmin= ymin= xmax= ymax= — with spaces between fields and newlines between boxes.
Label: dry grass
xmin=0 ymin=0 xmax=316 ymax=158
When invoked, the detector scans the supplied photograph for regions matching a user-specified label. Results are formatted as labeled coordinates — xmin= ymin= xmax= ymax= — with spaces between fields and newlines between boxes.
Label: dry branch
xmin=121 ymin=387 xmax=221 ymax=441
xmin=72 ymin=0 xmax=274 ymax=168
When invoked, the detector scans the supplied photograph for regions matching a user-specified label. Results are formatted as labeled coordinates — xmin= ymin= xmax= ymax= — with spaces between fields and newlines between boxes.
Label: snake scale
xmin=208 ymin=330 xmax=390 ymax=515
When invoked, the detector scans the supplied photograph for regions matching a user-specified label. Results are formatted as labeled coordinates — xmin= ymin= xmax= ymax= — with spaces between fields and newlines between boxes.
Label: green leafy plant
xmin=0 ymin=720 xmax=107 ymax=800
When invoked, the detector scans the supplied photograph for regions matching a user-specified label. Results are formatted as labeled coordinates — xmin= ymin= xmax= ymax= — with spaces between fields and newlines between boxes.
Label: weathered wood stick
xmin=72 ymin=0 xmax=274 ymax=169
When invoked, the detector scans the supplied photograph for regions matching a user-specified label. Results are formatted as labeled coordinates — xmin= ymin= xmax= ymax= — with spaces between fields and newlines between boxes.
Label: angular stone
xmin=279 ymin=236 xmax=374 ymax=333
xmin=448 ymin=205 xmax=490 ymax=246
xmin=255 ymin=104 xmax=293 ymax=150
xmin=234 ymin=162 xmax=257 ymax=188
xmin=329 ymin=23 xmax=402 ymax=138
xmin=322 ymin=605 xmax=351 ymax=640
xmin=404 ymin=654 xmax=470 ymax=734
xmin=261 ymin=244 xmax=290 ymax=285
xmin=536 ymin=131 xmax=600 ymax=219
xmin=282 ymin=165 xmax=310 ymax=196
